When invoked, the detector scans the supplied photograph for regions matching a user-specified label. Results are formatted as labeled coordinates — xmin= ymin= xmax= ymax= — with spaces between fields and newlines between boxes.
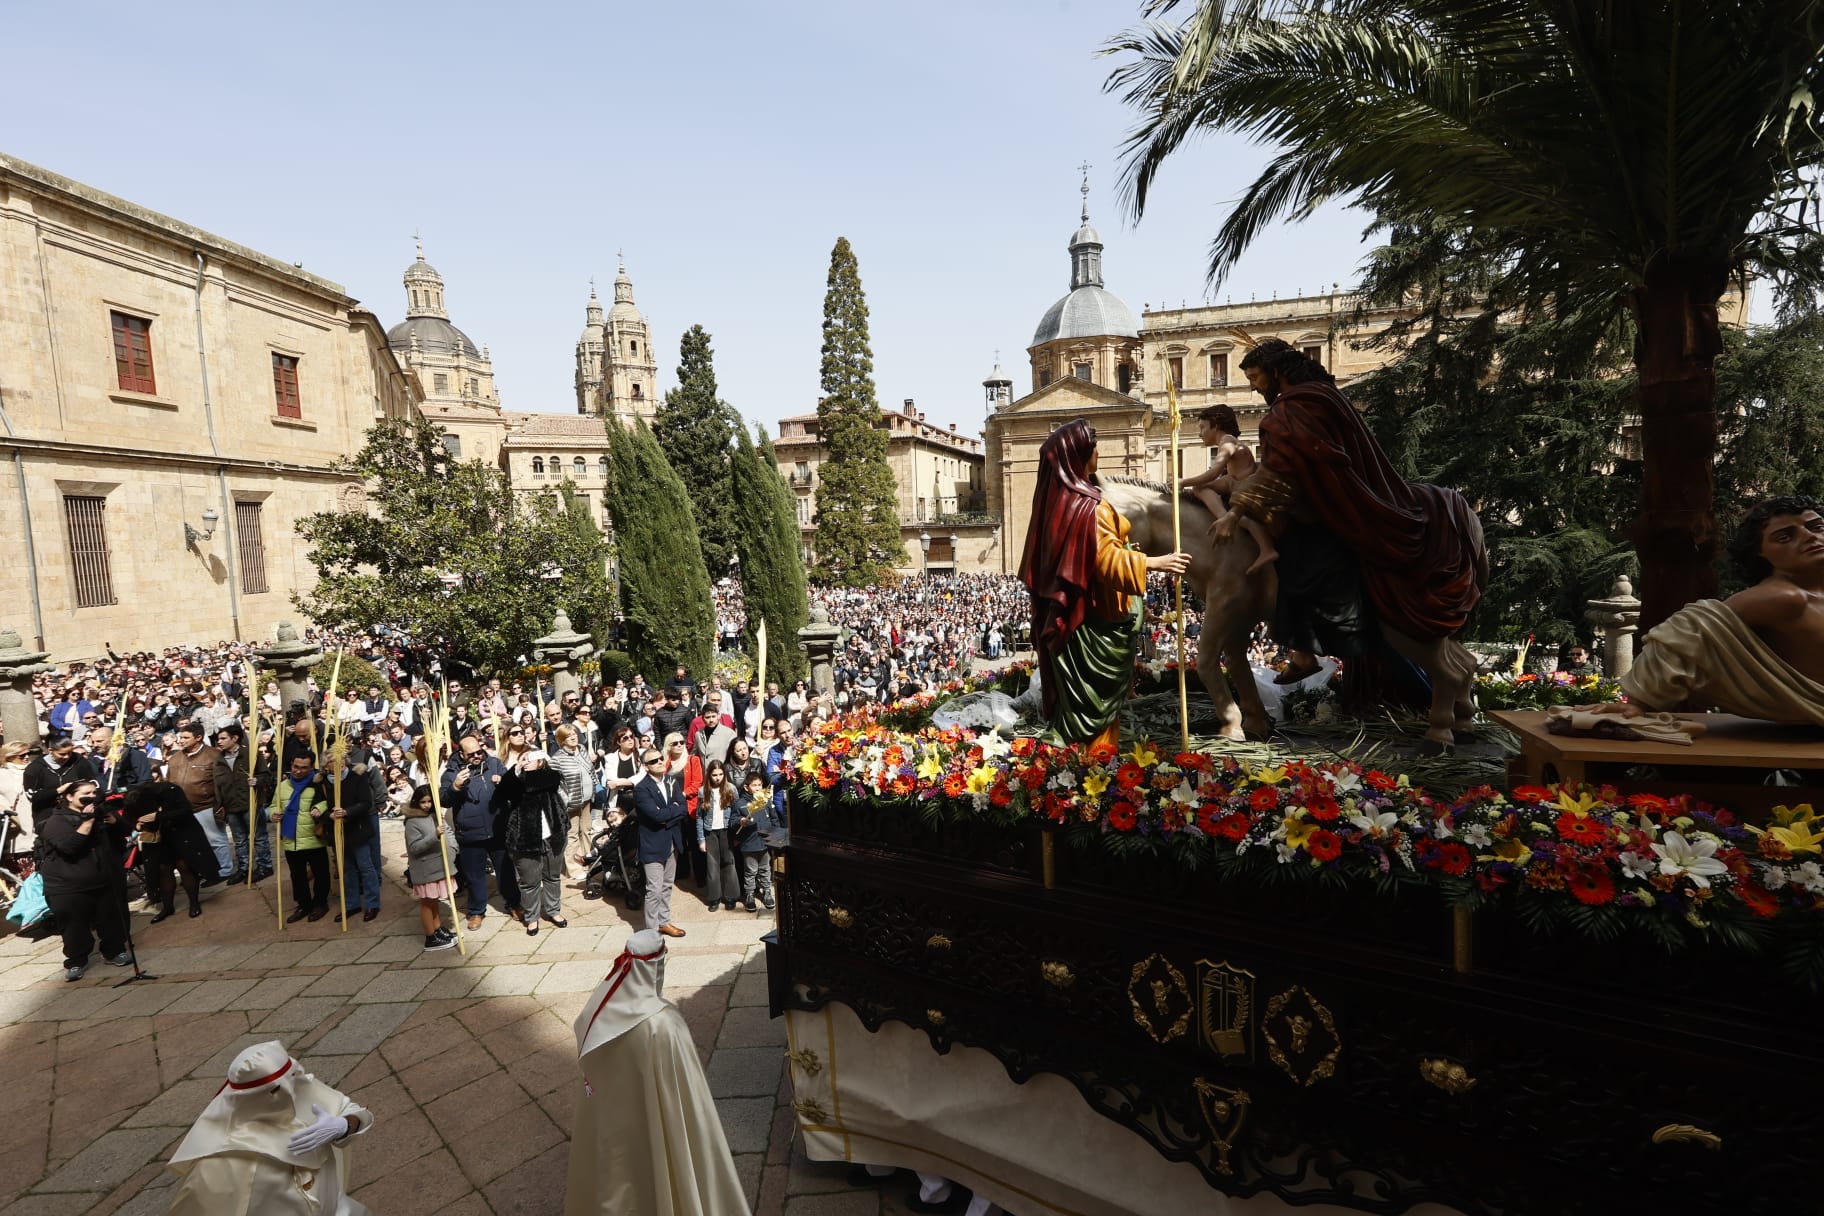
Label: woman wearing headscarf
xmin=1018 ymin=419 xmax=1189 ymax=749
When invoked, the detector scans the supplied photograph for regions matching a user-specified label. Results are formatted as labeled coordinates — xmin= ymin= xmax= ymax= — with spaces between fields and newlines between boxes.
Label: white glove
xmin=288 ymin=1103 xmax=350 ymax=1154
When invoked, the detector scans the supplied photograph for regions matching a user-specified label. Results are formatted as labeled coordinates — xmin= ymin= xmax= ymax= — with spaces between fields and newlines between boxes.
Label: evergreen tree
xmin=730 ymin=424 xmax=809 ymax=682
xmin=653 ymin=324 xmax=739 ymax=577
xmin=296 ymin=418 xmax=609 ymax=674
xmin=605 ymin=419 xmax=715 ymax=680
xmin=551 ymin=482 xmax=617 ymax=647
xmin=810 ymin=236 xmax=902 ymax=586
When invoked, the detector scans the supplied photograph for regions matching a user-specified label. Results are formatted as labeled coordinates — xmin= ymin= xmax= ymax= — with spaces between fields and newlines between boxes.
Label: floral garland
xmin=1473 ymin=670 xmax=1623 ymax=711
xmin=790 ymin=713 xmax=1824 ymax=983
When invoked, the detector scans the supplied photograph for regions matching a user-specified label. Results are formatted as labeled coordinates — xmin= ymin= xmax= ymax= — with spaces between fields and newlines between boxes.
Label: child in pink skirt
xmin=401 ymin=784 xmax=457 ymax=951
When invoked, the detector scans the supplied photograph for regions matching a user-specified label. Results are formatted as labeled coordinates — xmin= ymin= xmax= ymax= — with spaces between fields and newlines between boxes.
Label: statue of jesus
xmin=1019 ymin=419 xmax=1190 ymax=750
xmin=1619 ymin=495 xmax=1824 ymax=723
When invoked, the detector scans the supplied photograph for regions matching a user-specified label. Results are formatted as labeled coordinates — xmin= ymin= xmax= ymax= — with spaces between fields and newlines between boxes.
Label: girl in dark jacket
xmin=498 ymin=751 xmax=569 ymax=934
xmin=126 ymin=777 xmax=221 ymax=922
xmin=35 ymin=780 xmax=132 ymax=979
xmin=733 ymin=770 xmax=778 ymax=912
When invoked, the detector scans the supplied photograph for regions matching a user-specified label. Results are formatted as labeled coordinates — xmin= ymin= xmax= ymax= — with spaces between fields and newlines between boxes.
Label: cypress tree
xmin=653 ymin=324 xmax=739 ymax=577
xmin=731 ymin=423 xmax=810 ymax=682
xmin=605 ymin=419 xmax=715 ymax=681
xmin=810 ymin=236 xmax=902 ymax=586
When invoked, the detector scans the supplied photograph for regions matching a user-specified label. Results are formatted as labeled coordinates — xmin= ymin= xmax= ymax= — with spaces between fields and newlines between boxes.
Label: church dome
xmin=386 ymin=316 xmax=482 ymax=359
xmin=1032 ymin=286 xmax=1138 ymax=345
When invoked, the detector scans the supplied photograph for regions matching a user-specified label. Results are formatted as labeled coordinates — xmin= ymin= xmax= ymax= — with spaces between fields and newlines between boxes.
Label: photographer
xmin=34 ymin=779 xmax=131 ymax=981
xmin=439 ymin=735 xmax=520 ymax=931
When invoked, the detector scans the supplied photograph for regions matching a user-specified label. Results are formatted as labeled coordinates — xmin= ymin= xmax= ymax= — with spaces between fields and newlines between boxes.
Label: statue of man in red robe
xmin=1213 ymin=339 xmax=1484 ymax=673
xmin=1021 ymin=420 xmax=1190 ymax=750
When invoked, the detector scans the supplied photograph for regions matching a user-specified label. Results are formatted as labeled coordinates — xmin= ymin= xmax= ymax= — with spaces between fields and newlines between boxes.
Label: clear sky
xmin=8 ymin=0 xmax=1382 ymax=438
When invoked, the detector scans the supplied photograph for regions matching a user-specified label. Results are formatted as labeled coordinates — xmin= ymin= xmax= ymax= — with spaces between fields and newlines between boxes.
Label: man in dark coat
xmin=439 ymin=736 xmax=522 ymax=930
xmin=630 ymin=747 xmax=687 ymax=939
xmin=24 ymin=738 xmax=97 ymax=834
xmin=328 ymin=751 xmax=383 ymax=923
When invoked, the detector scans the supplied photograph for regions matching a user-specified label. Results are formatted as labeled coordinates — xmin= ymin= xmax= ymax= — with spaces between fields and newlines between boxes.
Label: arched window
xmin=598 ymin=455 xmax=610 ymax=478
xmin=631 ymin=383 xmax=643 ymax=399
xmin=531 ymin=457 xmax=544 ymax=476
xmin=574 ymin=456 xmax=586 ymax=477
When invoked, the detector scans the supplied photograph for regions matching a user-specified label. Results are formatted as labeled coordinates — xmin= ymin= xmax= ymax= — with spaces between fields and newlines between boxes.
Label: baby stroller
xmin=580 ymin=815 xmax=644 ymax=910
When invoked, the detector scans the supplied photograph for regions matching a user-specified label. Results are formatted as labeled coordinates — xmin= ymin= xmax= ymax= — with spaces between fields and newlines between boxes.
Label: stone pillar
xmin=1586 ymin=576 xmax=1642 ymax=678
xmin=798 ymin=606 xmax=841 ymax=700
xmin=532 ymin=611 xmax=593 ymax=702
xmin=0 ymin=630 xmax=53 ymax=748
xmin=255 ymin=621 xmax=325 ymax=716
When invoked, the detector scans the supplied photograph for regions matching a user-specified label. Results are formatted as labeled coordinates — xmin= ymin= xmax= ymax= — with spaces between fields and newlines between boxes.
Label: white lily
xmin=1350 ymin=809 xmax=1400 ymax=837
xmin=1618 ymin=851 xmax=1655 ymax=881
xmin=1795 ymin=860 xmax=1824 ymax=893
xmin=1326 ymin=769 xmax=1364 ymax=794
xmin=1651 ymin=831 xmax=1729 ymax=889
xmin=976 ymin=730 xmax=1011 ymax=761
xmin=1170 ymin=778 xmax=1196 ymax=807
xmin=1049 ymin=769 xmax=1077 ymax=791
xmin=1461 ymin=823 xmax=1492 ymax=848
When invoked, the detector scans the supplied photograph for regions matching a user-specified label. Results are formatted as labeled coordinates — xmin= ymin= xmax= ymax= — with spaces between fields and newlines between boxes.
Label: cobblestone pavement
xmin=0 ymin=822 xmax=922 ymax=1216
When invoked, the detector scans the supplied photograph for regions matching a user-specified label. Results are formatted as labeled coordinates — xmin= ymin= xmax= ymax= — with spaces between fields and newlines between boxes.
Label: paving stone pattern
xmin=0 ymin=822 xmax=929 ymax=1215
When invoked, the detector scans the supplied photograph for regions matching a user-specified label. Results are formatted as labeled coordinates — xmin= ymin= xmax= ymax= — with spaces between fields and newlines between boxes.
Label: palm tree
xmin=1106 ymin=0 xmax=1824 ymax=630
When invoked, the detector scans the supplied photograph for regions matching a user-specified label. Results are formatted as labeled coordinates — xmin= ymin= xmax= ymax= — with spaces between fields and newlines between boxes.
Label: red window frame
xmin=272 ymin=353 xmax=302 ymax=418
xmin=111 ymin=311 xmax=156 ymax=394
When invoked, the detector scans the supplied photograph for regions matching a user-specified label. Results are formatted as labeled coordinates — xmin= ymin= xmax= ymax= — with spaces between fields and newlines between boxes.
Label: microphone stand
xmin=112 ymin=811 xmax=156 ymax=986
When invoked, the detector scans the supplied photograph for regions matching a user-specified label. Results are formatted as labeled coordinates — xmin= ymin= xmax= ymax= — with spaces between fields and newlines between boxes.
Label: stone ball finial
xmin=275 ymin=621 xmax=299 ymax=644
xmin=1613 ymin=575 xmax=1634 ymax=599
xmin=811 ymin=606 xmax=831 ymax=626
xmin=553 ymin=609 xmax=573 ymax=634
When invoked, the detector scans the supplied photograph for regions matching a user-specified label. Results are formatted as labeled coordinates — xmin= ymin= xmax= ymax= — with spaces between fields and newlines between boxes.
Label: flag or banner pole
xmin=1167 ymin=379 xmax=1191 ymax=755
xmin=756 ymin=619 xmax=769 ymax=709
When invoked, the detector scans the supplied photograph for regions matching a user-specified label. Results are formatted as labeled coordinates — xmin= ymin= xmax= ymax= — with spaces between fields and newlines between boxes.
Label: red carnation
xmin=1107 ymin=801 xmax=1139 ymax=831
xmin=1306 ymin=829 xmax=1342 ymax=862
xmin=1566 ymin=864 xmax=1616 ymax=906
xmin=1430 ymin=842 xmax=1472 ymax=876
xmin=1555 ymin=812 xmax=1607 ymax=847
xmin=1737 ymin=882 xmax=1779 ymax=918
xmin=1307 ymin=795 xmax=1342 ymax=822
xmin=1214 ymin=814 xmax=1250 ymax=842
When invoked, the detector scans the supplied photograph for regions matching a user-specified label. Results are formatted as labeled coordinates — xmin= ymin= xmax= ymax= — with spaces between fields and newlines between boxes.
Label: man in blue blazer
xmin=629 ymin=746 xmax=687 ymax=938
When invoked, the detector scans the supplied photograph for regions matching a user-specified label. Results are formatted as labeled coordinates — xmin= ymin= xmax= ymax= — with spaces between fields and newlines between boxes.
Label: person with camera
xmin=439 ymin=734 xmax=521 ymax=931
xmin=34 ymin=779 xmax=132 ymax=980
xmin=125 ymin=772 xmax=220 ymax=923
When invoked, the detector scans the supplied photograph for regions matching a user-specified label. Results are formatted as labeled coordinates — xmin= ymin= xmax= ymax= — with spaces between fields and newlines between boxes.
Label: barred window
xmin=63 ymin=495 xmax=116 ymax=608
xmin=235 ymin=501 xmax=269 ymax=594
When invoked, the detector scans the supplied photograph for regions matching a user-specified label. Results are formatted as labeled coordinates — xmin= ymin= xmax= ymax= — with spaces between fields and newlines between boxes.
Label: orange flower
xmin=1364 ymin=771 xmax=1397 ymax=792
xmin=1107 ymin=801 xmax=1139 ymax=831
xmin=1115 ymin=763 xmax=1146 ymax=790
xmin=1306 ymin=829 xmax=1342 ymax=862
xmin=1511 ymin=785 xmax=1556 ymax=803
xmin=943 ymin=772 xmax=967 ymax=798
xmin=1737 ymin=882 xmax=1779 ymax=918
xmin=1250 ymin=788 xmax=1280 ymax=813
xmin=1086 ymin=741 xmax=1118 ymax=766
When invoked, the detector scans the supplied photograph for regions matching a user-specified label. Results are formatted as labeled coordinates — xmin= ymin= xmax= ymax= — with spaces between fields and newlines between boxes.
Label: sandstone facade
xmin=0 ymin=155 xmax=421 ymax=660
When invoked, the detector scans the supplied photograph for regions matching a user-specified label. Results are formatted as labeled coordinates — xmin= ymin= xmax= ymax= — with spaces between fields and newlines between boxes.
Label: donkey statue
xmin=1099 ymin=478 xmax=1485 ymax=749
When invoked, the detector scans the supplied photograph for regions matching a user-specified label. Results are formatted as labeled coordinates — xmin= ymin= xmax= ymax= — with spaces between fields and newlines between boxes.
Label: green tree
xmin=811 ymin=236 xmax=902 ymax=586
xmin=605 ymin=419 xmax=715 ymax=680
xmin=295 ymin=419 xmax=610 ymax=674
xmin=1347 ymin=220 xmax=1640 ymax=643
xmin=551 ymin=482 xmax=617 ymax=648
xmin=653 ymin=325 xmax=739 ymax=577
xmin=1106 ymin=0 xmax=1824 ymax=630
xmin=731 ymin=423 xmax=810 ymax=682
xmin=1714 ymin=313 xmax=1824 ymax=583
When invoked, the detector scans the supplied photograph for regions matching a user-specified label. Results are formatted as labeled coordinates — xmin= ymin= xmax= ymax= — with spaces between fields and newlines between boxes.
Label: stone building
xmin=573 ymin=262 xmax=659 ymax=425
xmin=0 ymin=154 xmax=422 ymax=658
xmin=772 ymin=400 xmax=993 ymax=574
xmin=498 ymin=413 xmax=615 ymax=532
xmin=980 ymin=187 xmax=1420 ymax=576
xmin=385 ymin=242 xmax=506 ymax=466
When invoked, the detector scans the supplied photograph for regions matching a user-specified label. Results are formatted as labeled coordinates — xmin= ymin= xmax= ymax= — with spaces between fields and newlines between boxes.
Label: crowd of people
xmin=1 ymin=629 xmax=847 ymax=976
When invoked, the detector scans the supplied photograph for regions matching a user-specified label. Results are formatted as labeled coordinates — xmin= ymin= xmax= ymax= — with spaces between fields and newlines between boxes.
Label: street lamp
xmin=919 ymin=530 xmax=931 ymax=576
xmin=184 ymin=507 xmax=219 ymax=549
xmin=948 ymin=532 xmax=959 ymax=574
